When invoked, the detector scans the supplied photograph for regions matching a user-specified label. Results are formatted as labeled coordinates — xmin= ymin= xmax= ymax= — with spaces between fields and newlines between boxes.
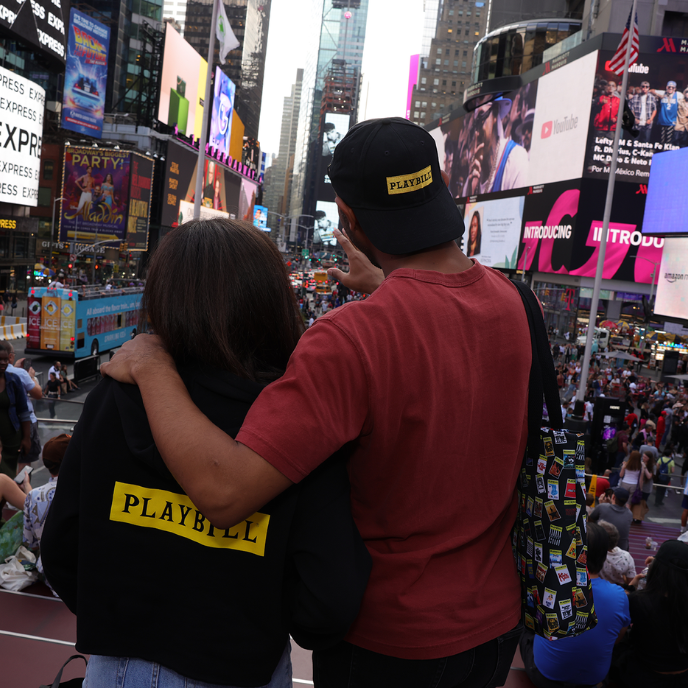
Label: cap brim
xmin=351 ymin=187 xmax=465 ymax=255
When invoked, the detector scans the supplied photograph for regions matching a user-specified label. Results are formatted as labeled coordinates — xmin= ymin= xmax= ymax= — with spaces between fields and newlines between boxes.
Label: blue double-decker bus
xmin=25 ymin=285 xmax=144 ymax=359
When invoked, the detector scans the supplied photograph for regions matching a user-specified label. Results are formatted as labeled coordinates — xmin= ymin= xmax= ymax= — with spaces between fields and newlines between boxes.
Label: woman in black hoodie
xmin=41 ymin=220 xmax=371 ymax=688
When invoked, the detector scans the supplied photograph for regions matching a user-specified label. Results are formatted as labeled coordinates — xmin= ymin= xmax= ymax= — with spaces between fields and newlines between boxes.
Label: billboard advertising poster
xmin=518 ymin=179 xmax=664 ymax=283
xmin=253 ymin=205 xmax=268 ymax=230
xmin=462 ymin=195 xmax=524 ymax=269
xmin=527 ymin=50 xmax=598 ymax=186
xmin=238 ymin=177 xmax=257 ymax=222
xmin=61 ymin=9 xmax=110 ymax=138
xmin=158 ymin=24 xmax=207 ymax=140
xmin=0 ymin=0 xmax=66 ymax=62
xmin=642 ymin=146 xmax=688 ymax=236
xmin=59 ymin=147 xmax=130 ymax=242
xmin=655 ymin=238 xmax=688 ymax=320
xmin=584 ymin=48 xmax=688 ymax=183
xmin=208 ymin=67 xmax=235 ymax=158
xmin=318 ymin=112 xmax=351 ymax=201
xmin=428 ymin=82 xmax=537 ymax=200
xmin=127 ymin=154 xmax=154 ymax=251
xmin=178 ymin=200 xmax=228 ymax=225
xmin=0 ymin=67 xmax=45 ymax=207
xmin=518 ymin=180 xmax=580 ymax=275
xmin=314 ymin=201 xmax=339 ymax=246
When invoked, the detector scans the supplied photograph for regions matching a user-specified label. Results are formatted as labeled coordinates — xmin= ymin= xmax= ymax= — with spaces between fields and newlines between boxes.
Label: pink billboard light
xmin=406 ymin=54 xmax=420 ymax=120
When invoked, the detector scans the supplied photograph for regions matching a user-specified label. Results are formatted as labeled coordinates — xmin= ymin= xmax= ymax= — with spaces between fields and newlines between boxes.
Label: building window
xmin=462 ymin=61 xmax=467 ymax=68
xmin=14 ymin=237 xmax=29 ymax=259
xmin=436 ymin=48 xmax=442 ymax=54
xmin=415 ymin=100 xmax=420 ymax=107
xmin=452 ymin=81 xmax=456 ymax=87
xmin=446 ymin=48 xmax=450 ymax=54
xmin=448 ymin=29 xmax=452 ymax=33
xmin=432 ymin=102 xmax=436 ymax=107
xmin=421 ymin=112 xmax=426 ymax=118
xmin=414 ymin=111 xmax=420 ymax=118
xmin=454 ymin=60 xmax=458 ymax=67
xmin=442 ymin=80 xmax=447 ymax=86
xmin=455 ymin=49 xmax=459 ymax=56
xmin=474 ymin=31 xmax=479 ymax=36
xmin=37 ymin=187 xmax=51 ymax=207
xmin=444 ymin=59 xmax=449 ymax=65
xmin=463 ymin=50 xmax=468 ymax=56
xmin=465 ymin=29 xmax=469 ymax=35
xmin=43 ymin=160 xmax=54 ymax=181
xmin=436 ymin=58 xmax=441 ymax=64
xmin=433 ymin=78 xmax=439 ymax=85
xmin=421 ymin=77 xmax=427 ymax=84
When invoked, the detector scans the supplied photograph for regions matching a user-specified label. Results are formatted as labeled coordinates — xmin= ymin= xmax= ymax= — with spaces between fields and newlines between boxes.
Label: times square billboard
xmin=425 ymin=34 xmax=688 ymax=283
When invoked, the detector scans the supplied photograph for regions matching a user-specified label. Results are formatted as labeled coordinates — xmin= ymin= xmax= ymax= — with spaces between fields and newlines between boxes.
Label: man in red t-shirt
xmin=102 ymin=118 xmax=531 ymax=685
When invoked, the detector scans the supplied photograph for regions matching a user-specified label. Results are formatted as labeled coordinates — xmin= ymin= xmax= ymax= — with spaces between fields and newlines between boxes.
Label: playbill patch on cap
xmin=386 ymin=165 xmax=433 ymax=195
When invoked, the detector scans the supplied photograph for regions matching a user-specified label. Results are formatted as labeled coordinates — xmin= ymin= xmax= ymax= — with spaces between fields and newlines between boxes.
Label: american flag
xmin=608 ymin=9 xmax=640 ymax=76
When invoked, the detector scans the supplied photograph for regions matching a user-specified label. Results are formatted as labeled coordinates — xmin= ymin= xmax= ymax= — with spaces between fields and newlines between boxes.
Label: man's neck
xmin=377 ymin=241 xmax=474 ymax=277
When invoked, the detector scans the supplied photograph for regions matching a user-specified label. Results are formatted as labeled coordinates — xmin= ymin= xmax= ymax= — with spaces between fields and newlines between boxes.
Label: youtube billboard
xmin=527 ymin=51 xmax=599 ymax=187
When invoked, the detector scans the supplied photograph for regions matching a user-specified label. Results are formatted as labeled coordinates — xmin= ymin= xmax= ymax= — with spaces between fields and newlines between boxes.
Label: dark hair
xmin=0 ymin=340 xmax=12 ymax=355
xmin=614 ymin=489 xmax=629 ymax=507
xmin=597 ymin=519 xmax=619 ymax=550
xmin=586 ymin=522 xmax=609 ymax=574
xmin=467 ymin=211 xmax=482 ymax=257
xmin=639 ymin=550 xmax=688 ymax=653
xmin=142 ymin=219 xmax=304 ymax=381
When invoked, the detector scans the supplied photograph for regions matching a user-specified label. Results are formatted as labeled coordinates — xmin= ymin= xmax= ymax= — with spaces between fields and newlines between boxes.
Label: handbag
xmin=510 ymin=280 xmax=597 ymax=640
xmin=39 ymin=655 xmax=87 ymax=688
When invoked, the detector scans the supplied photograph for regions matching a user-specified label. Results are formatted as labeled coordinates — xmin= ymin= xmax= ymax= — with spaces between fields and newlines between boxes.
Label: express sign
xmin=0 ymin=0 xmax=67 ymax=62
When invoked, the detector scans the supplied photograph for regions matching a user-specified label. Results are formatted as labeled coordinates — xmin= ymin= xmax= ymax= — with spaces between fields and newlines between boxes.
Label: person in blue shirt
xmin=520 ymin=522 xmax=631 ymax=688
xmin=651 ymin=81 xmax=684 ymax=146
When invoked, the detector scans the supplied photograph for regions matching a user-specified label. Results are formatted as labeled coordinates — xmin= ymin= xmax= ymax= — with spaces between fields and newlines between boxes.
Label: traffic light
xmin=68 ymin=263 xmax=73 ymax=269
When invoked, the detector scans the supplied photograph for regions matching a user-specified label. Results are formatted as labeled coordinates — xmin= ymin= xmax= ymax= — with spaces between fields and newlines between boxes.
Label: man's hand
xmin=327 ymin=228 xmax=384 ymax=295
xmin=101 ymin=334 xmax=175 ymax=385
xmin=20 ymin=436 xmax=31 ymax=456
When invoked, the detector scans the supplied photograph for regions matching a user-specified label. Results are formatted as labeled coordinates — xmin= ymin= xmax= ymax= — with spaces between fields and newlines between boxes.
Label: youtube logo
xmin=541 ymin=121 xmax=553 ymax=138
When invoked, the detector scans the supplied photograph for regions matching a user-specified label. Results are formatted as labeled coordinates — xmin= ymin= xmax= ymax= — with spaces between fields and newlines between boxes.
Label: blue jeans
xmin=84 ymin=642 xmax=292 ymax=688
xmin=312 ymin=623 xmax=522 ymax=688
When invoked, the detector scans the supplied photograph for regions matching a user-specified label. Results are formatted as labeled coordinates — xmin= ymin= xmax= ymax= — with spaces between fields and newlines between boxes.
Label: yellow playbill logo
xmin=386 ymin=165 xmax=433 ymax=195
xmin=109 ymin=482 xmax=270 ymax=556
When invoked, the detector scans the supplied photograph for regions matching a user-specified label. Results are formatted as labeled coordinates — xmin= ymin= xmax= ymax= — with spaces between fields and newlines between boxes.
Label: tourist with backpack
xmin=655 ymin=453 xmax=675 ymax=506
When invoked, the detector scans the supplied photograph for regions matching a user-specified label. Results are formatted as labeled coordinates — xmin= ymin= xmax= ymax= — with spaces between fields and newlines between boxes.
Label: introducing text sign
xmin=0 ymin=66 xmax=46 ymax=207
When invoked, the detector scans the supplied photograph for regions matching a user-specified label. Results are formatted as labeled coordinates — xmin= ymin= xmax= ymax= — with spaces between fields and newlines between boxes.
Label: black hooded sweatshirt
xmin=41 ymin=369 xmax=371 ymax=687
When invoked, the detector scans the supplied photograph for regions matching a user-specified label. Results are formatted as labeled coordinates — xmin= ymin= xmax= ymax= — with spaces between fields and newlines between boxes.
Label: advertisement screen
xmin=655 ymin=238 xmax=688 ymax=320
xmin=429 ymin=82 xmax=537 ymax=199
xmin=59 ymin=147 xmax=130 ymax=242
xmin=253 ymin=205 xmax=268 ymax=230
xmin=517 ymin=179 xmax=664 ymax=283
xmin=157 ymin=24 xmax=207 ymax=140
xmin=0 ymin=67 xmax=45 ymax=207
xmin=238 ymin=177 xmax=257 ymax=222
xmin=178 ymin=200 xmax=228 ymax=224
xmin=642 ymin=146 xmax=688 ymax=236
xmin=61 ymin=9 xmax=110 ymax=138
xmin=318 ymin=112 xmax=351 ymax=201
xmin=127 ymin=154 xmax=154 ymax=251
xmin=208 ymin=67 xmax=235 ymax=158
xmin=463 ymin=195 xmax=524 ymax=269
xmin=0 ymin=0 xmax=66 ymax=62
xmin=527 ymin=51 xmax=598 ymax=186
xmin=161 ymin=142 xmax=243 ymax=226
xmin=584 ymin=48 xmax=688 ymax=183
xmin=314 ymin=200 xmax=339 ymax=245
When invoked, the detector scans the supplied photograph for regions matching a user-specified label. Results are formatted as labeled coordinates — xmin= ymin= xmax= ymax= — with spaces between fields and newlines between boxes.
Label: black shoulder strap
xmin=511 ymin=281 xmax=563 ymax=459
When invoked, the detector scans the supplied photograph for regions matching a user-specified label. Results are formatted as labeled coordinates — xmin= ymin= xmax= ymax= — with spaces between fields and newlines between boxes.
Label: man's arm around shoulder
xmin=101 ymin=335 xmax=293 ymax=529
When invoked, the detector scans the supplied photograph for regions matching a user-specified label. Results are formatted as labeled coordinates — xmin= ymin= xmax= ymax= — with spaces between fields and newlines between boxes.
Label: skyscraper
xmin=289 ymin=0 xmax=369 ymax=237
xmin=163 ymin=0 xmax=188 ymax=33
xmin=184 ymin=0 xmax=271 ymax=139
xmin=409 ymin=0 xmax=488 ymax=126
xmin=263 ymin=69 xmax=304 ymax=230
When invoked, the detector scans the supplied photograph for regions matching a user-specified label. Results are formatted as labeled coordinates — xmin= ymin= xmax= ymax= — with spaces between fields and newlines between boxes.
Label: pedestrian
xmin=654 ymin=452 xmax=674 ymax=506
xmin=11 ymin=294 xmax=17 ymax=313
xmin=44 ymin=372 xmax=61 ymax=419
xmin=619 ymin=450 xmax=642 ymax=496
xmin=101 ymin=117 xmax=532 ymax=683
xmin=0 ymin=347 xmax=31 ymax=477
xmin=589 ymin=487 xmax=633 ymax=551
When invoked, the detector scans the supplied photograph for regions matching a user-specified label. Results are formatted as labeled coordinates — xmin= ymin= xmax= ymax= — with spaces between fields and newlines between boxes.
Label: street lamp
xmin=635 ymin=255 xmax=661 ymax=306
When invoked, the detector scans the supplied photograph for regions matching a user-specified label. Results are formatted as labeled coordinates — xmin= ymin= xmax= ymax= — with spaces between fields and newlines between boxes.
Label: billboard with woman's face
xmin=209 ymin=68 xmax=236 ymax=158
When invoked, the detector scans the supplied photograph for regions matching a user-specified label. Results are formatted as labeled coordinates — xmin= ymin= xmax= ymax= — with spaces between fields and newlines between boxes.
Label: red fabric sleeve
xmin=236 ymin=317 xmax=371 ymax=483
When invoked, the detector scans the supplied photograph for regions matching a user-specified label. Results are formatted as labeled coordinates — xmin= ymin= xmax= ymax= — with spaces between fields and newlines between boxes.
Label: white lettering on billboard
xmin=655 ymin=237 xmax=688 ymax=320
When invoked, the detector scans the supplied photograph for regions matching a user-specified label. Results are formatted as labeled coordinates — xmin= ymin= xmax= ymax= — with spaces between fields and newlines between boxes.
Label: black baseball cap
xmin=328 ymin=117 xmax=464 ymax=255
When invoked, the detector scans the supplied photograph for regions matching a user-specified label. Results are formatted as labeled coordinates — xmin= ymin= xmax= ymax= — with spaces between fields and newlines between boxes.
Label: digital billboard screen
xmin=314 ymin=200 xmax=339 ymax=245
xmin=654 ymin=238 xmax=688 ymax=320
xmin=429 ymin=82 xmax=537 ymax=199
xmin=583 ymin=47 xmax=688 ymax=183
xmin=462 ymin=195 xmax=524 ymax=269
xmin=158 ymin=24 xmax=207 ymax=140
xmin=61 ymin=9 xmax=110 ymax=139
xmin=0 ymin=0 xmax=66 ymax=62
xmin=642 ymin=146 xmax=688 ymax=236
xmin=59 ymin=147 xmax=130 ymax=243
xmin=208 ymin=67 xmax=235 ymax=158
xmin=253 ymin=205 xmax=268 ymax=230
xmin=318 ymin=112 xmax=351 ymax=202
xmin=127 ymin=153 xmax=154 ymax=251
xmin=0 ymin=67 xmax=45 ymax=207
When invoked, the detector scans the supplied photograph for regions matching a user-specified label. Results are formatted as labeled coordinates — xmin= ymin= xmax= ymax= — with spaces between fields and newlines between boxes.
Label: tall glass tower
xmin=289 ymin=0 xmax=369 ymax=233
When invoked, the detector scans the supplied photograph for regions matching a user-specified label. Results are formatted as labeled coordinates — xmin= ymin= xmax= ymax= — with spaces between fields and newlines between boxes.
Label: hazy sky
xmin=257 ymin=0 xmax=425 ymax=161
